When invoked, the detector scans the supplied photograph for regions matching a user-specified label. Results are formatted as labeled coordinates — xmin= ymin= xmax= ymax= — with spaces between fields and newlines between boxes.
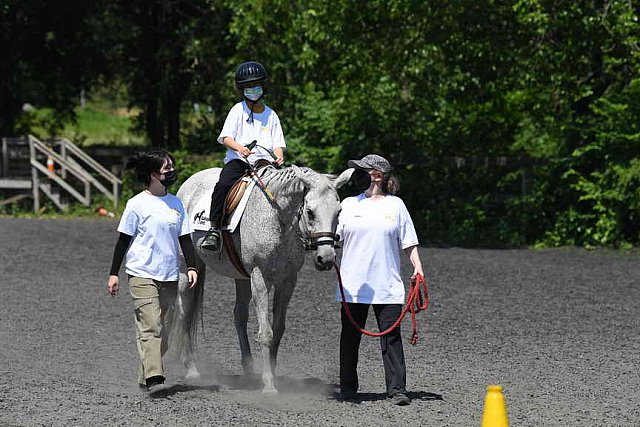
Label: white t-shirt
xmin=217 ymin=101 xmax=286 ymax=164
xmin=335 ymin=194 xmax=419 ymax=304
xmin=117 ymin=191 xmax=192 ymax=281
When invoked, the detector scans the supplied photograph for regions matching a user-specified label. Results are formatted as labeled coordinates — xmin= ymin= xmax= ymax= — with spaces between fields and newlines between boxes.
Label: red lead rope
xmin=334 ymin=265 xmax=429 ymax=345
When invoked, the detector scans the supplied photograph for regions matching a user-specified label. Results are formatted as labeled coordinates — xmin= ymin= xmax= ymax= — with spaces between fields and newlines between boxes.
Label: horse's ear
xmin=291 ymin=164 xmax=315 ymax=188
xmin=281 ymin=164 xmax=309 ymax=192
xmin=330 ymin=168 xmax=354 ymax=189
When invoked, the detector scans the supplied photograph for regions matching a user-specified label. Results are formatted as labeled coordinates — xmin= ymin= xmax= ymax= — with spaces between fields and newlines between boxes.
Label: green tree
xmin=93 ymin=0 xmax=231 ymax=150
xmin=509 ymin=0 xmax=640 ymax=246
xmin=0 ymin=0 xmax=105 ymax=136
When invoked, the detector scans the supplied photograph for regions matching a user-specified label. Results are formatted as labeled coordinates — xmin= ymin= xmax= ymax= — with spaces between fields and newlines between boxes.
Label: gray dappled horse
xmin=173 ymin=165 xmax=352 ymax=393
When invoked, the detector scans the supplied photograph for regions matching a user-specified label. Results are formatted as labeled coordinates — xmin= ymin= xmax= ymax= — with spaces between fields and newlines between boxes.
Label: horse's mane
xmin=263 ymin=165 xmax=323 ymax=195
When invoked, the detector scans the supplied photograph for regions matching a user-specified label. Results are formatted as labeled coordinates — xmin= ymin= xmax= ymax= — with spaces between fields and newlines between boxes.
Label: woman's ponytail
xmin=125 ymin=149 xmax=173 ymax=185
xmin=382 ymin=175 xmax=400 ymax=195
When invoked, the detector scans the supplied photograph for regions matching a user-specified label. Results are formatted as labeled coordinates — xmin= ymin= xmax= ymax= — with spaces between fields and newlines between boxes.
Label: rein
xmin=334 ymin=265 xmax=429 ymax=345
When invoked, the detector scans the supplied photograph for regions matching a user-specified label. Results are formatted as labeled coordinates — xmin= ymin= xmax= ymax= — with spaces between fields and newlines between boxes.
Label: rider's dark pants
xmin=209 ymin=159 xmax=250 ymax=228
xmin=340 ymin=303 xmax=406 ymax=396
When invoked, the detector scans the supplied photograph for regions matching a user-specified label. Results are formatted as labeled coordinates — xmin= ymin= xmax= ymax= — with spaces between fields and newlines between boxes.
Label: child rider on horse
xmin=201 ymin=61 xmax=286 ymax=251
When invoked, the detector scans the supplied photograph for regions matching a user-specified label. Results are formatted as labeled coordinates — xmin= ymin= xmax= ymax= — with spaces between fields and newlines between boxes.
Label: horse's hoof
xmin=262 ymin=387 xmax=278 ymax=395
xmin=185 ymin=369 xmax=201 ymax=380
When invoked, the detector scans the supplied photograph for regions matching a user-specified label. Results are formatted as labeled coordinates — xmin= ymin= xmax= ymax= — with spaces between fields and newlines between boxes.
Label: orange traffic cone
xmin=46 ymin=156 xmax=55 ymax=176
xmin=481 ymin=385 xmax=509 ymax=427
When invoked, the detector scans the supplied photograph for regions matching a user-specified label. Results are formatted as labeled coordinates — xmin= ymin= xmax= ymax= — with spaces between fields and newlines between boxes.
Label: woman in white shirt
xmin=201 ymin=61 xmax=286 ymax=251
xmin=336 ymin=154 xmax=424 ymax=406
xmin=107 ymin=149 xmax=198 ymax=394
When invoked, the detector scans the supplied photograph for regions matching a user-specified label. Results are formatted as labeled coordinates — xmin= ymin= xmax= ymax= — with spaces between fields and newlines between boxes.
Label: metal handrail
xmin=55 ymin=138 xmax=121 ymax=185
xmin=30 ymin=159 xmax=89 ymax=205
xmin=29 ymin=135 xmax=92 ymax=211
xmin=30 ymin=136 xmax=92 ymax=183
xmin=23 ymin=135 xmax=122 ymax=212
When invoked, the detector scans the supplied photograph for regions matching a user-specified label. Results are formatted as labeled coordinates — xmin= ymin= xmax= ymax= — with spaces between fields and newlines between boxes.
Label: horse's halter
xmin=297 ymin=201 xmax=338 ymax=251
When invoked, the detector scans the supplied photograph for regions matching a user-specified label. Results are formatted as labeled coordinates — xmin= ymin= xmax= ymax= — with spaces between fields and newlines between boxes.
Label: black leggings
xmin=209 ymin=159 xmax=250 ymax=228
xmin=340 ymin=303 xmax=407 ymax=396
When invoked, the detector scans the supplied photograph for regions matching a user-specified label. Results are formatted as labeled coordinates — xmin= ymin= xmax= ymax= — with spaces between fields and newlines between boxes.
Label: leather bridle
xmin=297 ymin=202 xmax=338 ymax=251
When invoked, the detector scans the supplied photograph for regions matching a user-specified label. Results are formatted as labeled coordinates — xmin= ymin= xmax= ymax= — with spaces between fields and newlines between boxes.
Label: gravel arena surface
xmin=0 ymin=217 xmax=639 ymax=426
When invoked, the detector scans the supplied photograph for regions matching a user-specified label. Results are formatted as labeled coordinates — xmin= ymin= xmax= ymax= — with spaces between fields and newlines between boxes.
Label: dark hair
xmin=381 ymin=174 xmax=400 ymax=195
xmin=125 ymin=149 xmax=175 ymax=186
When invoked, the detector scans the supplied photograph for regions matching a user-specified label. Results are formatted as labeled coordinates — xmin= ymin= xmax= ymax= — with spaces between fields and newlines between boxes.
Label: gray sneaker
xmin=201 ymin=228 xmax=221 ymax=252
xmin=391 ymin=392 xmax=411 ymax=406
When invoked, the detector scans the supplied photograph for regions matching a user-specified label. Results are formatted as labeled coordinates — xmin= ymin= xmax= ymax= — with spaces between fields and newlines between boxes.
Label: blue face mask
xmin=243 ymin=85 xmax=263 ymax=101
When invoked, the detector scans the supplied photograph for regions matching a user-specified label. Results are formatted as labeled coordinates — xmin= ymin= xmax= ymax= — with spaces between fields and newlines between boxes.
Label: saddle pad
xmin=191 ymin=177 xmax=257 ymax=233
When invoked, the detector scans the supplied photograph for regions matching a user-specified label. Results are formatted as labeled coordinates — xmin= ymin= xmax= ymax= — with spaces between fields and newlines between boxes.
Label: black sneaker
xmin=145 ymin=375 xmax=165 ymax=387
xmin=201 ymin=228 xmax=221 ymax=252
xmin=145 ymin=375 xmax=168 ymax=397
xmin=390 ymin=392 xmax=411 ymax=406
xmin=338 ymin=388 xmax=358 ymax=401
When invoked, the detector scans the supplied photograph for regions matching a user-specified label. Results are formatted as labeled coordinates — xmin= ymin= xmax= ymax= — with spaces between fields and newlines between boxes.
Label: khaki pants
xmin=128 ymin=276 xmax=177 ymax=385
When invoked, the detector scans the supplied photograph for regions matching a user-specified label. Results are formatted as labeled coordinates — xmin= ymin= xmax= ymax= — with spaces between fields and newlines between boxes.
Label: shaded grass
xmin=27 ymin=103 xmax=144 ymax=147
xmin=62 ymin=105 xmax=144 ymax=146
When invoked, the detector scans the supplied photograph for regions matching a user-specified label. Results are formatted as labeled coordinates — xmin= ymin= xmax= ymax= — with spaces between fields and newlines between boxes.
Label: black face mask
xmin=351 ymin=169 xmax=371 ymax=191
xmin=159 ymin=170 xmax=178 ymax=188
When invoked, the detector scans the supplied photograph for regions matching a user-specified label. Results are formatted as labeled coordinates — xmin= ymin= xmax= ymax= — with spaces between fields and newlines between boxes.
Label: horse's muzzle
xmin=313 ymin=246 xmax=336 ymax=271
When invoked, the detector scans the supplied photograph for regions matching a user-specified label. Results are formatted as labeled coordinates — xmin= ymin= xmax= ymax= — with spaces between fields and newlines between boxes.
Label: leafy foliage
xmin=4 ymin=1 xmax=640 ymax=247
xmin=0 ymin=0 xmax=105 ymax=135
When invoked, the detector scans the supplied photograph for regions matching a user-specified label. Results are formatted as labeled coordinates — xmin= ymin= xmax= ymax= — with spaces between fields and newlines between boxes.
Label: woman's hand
xmin=108 ymin=275 xmax=119 ymax=296
xmin=274 ymin=155 xmax=284 ymax=167
xmin=411 ymin=266 xmax=424 ymax=281
xmin=187 ymin=270 xmax=198 ymax=289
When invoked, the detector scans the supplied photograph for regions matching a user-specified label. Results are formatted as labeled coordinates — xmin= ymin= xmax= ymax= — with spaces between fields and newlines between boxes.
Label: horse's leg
xmin=270 ymin=278 xmax=296 ymax=374
xmin=250 ymin=269 xmax=276 ymax=394
xmin=234 ymin=278 xmax=254 ymax=375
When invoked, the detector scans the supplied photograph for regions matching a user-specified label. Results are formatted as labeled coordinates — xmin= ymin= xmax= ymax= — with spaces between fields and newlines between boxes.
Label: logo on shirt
xmin=165 ymin=208 xmax=180 ymax=224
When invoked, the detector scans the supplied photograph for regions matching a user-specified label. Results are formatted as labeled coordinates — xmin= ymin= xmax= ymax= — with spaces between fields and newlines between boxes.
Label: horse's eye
xmin=307 ymin=209 xmax=315 ymax=221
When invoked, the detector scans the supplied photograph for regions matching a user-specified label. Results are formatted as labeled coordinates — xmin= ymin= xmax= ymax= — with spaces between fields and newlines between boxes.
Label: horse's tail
xmin=168 ymin=259 xmax=205 ymax=368
xmin=188 ymin=260 xmax=205 ymax=351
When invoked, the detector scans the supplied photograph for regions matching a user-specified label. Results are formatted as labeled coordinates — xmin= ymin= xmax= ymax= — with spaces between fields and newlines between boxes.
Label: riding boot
xmin=201 ymin=227 xmax=221 ymax=252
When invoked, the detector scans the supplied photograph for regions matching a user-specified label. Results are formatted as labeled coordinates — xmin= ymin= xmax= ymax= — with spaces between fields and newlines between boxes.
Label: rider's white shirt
xmin=118 ymin=191 xmax=192 ymax=281
xmin=218 ymin=101 xmax=286 ymax=165
xmin=335 ymin=194 xmax=419 ymax=304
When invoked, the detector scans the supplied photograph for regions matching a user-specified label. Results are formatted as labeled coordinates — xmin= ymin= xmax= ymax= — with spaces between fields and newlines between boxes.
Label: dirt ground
xmin=0 ymin=217 xmax=638 ymax=426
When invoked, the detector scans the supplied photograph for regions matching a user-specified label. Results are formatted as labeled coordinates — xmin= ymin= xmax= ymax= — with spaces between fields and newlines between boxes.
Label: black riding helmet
xmin=235 ymin=61 xmax=268 ymax=89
